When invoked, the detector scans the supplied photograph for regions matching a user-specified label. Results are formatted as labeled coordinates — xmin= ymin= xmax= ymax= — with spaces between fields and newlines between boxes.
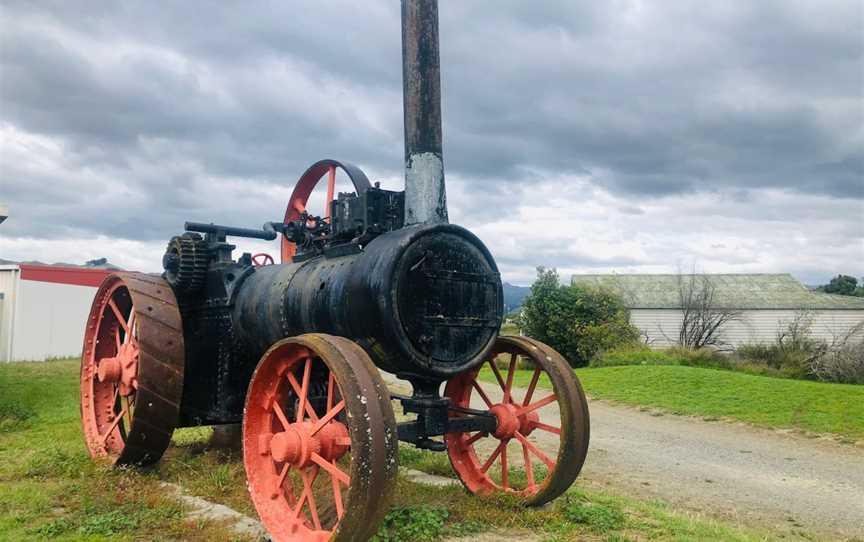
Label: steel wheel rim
xmin=244 ymin=335 xmax=398 ymax=542
xmin=80 ymin=273 xmax=185 ymax=466
xmin=444 ymin=335 xmax=590 ymax=505
xmin=81 ymin=277 xmax=139 ymax=460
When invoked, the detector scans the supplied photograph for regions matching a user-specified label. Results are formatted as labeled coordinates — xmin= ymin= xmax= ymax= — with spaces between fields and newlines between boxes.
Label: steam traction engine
xmin=79 ymin=2 xmax=589 ymax=541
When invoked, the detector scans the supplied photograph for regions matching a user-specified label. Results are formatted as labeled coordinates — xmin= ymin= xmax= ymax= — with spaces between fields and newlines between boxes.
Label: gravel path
xmin=384 ymin=373 xmax=864 ymax=539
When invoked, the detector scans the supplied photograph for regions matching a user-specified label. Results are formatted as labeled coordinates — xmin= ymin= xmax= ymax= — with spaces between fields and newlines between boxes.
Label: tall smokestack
xmin=402 ymin=0 xmax=448 ymax=225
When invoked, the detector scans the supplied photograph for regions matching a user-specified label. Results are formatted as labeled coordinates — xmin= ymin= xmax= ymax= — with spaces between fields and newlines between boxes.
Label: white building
xmin=571 ymin=274 xmax=864 ymax=349
xmin=0 ymin=264 xmax=113 ymax=362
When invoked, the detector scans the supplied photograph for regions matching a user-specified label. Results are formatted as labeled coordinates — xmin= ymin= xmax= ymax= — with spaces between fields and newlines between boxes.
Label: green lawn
xmin=1 ymin=359 xmax=815 ymax=541
xmin=480 ymin=364 xmax=864 ymax=442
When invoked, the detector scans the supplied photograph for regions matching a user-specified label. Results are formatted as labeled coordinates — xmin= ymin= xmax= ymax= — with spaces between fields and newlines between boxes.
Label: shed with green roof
xmin=571 ymin=274 xmax=864 ymax=348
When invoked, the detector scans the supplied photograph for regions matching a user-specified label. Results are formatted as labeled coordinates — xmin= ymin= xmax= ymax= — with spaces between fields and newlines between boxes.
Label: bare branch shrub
xmin=677 ymin=273 xmax=741 ymax=349
xmin=809 ymin=322 xmax=864 ymax=384
xmin=738 ymin=313 xmax=864 ymax=383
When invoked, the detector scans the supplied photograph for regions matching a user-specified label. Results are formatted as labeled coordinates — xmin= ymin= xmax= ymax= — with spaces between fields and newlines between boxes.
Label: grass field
xmin=1 ymin=359 xmax=806 ymax=541
xmin=479 ymin=364 xmax=864 ymax=442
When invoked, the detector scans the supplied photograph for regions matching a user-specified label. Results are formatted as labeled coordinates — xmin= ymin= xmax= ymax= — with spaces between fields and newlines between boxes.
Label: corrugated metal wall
xmin=12 ymin=280 xmax=96 ymax=361
xmin=0 ymin=267 xmax=20 ymax=362
xmin=632 ymin=309 xmax=864 ymax=349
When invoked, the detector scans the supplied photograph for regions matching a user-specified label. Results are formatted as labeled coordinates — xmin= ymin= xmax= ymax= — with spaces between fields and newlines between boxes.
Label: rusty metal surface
xmin=80 ymin=272 xmax=185 ymax=466
xmin=402 ymin=0 xmax=448 ymax=225
xmin=232 ymin=223 xmax=502 ymax=380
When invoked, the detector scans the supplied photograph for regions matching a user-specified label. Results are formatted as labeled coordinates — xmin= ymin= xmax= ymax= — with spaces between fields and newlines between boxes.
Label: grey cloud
xmin=0 ymin=0 xmax=861 ymax=251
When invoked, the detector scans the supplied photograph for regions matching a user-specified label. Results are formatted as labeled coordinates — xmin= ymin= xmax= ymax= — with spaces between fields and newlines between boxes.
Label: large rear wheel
xmin=444 ymin=335 xmax=590 ymax=506
xmin=243 ymin=334 xmax=398 ymax=542
xmin=80 ymin=273 xmax=185 ymax=466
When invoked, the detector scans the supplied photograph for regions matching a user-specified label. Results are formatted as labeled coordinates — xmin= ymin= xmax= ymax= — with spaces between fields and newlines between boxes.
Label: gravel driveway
xmin=384 ymin=373 xmax=864 ymax=539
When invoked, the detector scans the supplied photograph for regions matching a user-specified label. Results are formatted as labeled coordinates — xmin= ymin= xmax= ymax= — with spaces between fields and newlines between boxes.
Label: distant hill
xmin=503 ymin=282 xmax=530 ymax=314
xmin=0 ymin=257 xmax=122 ymax=270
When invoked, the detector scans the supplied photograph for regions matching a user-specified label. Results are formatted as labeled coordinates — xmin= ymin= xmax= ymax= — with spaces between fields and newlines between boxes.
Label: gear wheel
xmin=162 ymin=232 xmax=209 ymax=295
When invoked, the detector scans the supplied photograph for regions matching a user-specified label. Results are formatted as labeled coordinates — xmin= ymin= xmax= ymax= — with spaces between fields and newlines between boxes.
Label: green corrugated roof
xmin=570 ymin=274 xmax=864 ymax=310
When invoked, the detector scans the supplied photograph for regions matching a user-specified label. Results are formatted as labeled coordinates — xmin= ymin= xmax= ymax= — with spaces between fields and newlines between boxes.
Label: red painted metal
xmin=80 ymin=277 xmax=140 ymax=460
xmin=252 ymin=253 xmax=275 ymax=266
xmin=325 ymin=165 xmax=336 ymax=221
xmin=280 ymin=160 xmax=371 ymax=263
xmin=20 ymin=264 xmax=114 ymax=287
xmin=443 ymin=336 xmax=590 ymax=505
xmin=80 ymin=273 xmax=185 ymax=466
xmin=243 ymin=334 xmax=397 ymax=542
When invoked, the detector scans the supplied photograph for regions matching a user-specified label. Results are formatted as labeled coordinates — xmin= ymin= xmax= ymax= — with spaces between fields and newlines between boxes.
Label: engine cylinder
xmin=232 ymin=223 xmax=503 ymax=379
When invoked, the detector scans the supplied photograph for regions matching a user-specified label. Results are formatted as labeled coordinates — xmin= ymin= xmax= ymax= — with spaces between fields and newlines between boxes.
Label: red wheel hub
xmin=489 ymin=403 xmax=539 ymax=439
xmin=267 ymin=421 xmax=349 ymax=469
xmin=97 ymin=342 xmax=139 ymax=395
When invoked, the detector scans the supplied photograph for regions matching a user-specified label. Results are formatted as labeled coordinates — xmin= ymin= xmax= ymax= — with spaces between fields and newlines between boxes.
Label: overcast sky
xmin=1 ymin=1 xmax=862 ymax=285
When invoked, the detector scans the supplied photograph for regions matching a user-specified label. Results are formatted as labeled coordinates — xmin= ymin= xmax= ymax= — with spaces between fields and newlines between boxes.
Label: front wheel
xmin=243 ymin=334 xmax=398 ymax=542
xmin=444 ymin=335 xmax=590 ymax=506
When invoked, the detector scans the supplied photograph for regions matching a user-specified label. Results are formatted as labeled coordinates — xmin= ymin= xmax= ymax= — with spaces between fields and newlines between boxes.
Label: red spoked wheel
xmin=243 ymin=334 xmax=398 ymax=542
xmin=80 ymin=273 xmax=185 ymax=466
xmin=281 ymin=160 xmax=371 ymax=262
xmin=444 ymin=335 xmax=590 ymax=506
xmin=252 ymin=253 xmax=275 ymax=266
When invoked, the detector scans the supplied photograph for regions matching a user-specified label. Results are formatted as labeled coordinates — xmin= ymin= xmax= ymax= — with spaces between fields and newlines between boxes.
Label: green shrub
xmin=520 ymin=267 xmax=639 ymax=367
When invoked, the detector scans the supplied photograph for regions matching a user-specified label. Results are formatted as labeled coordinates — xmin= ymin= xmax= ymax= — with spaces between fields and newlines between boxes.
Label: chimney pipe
xmin=401 ymin=0 xmax=448 ymax=225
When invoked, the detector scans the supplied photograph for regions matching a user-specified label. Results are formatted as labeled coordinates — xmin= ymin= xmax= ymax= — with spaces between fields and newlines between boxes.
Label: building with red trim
xmin=0 ymin=264 xmax=116 ymax=362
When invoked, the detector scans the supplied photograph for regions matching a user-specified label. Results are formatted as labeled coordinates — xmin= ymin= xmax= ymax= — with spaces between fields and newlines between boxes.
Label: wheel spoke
xmin=101 ymin=406 xmax=128 ymax=446
xmin=271 ymin=401 xmax=292 ymax=431
xmin=286 ymin=368 xmax=320 ymax=422
xmin=108 ymin=299 xmax=128 ymax=333
xmin=522 ymin=442 xmax=536 ymax=490
xmin=501 ymin=443 xmax=509 ymax=489
xmin=124 ymin=311 xmax=136 ymax=345
xmin=481 ymin=441 xmax=505 ymax=473
xmin=504 ymin=353 xmax=517 ymax=403
xmin=114 ymin=329 xmax=122 ymax=352
xmin=310 ymin=400 xmax=345 ymax=437
xmin=326 ymin=372 xmax=335 ymax=412
xmin=520 ymin=393 xmax=558 ymax=415
xmin=534 ymin=422 xmax=561 ymax=435
xmin=332 ymin=467 xmax=344 ymax=519
xmin=523 ymin=366 xmax=542 ymax=407
xmin=488 ymin=359 xmax=507 ymax=392
xmin=464 ymin=431 xmax=486 ymax=447
xmin=515 ymin=431 xmax=556 ymax=469
xmin=471 ymin=378 xmax=494 ymax=408
xmin=121 ymin=395 xmax=133 ymax=431
xmin=303 ymin=467 xmax=322 ymax=530
xmin=274 ymin=463 xmax=292 ymax=500
xmin=310 ymin=452 xmax=350 ymax=486
xmin=296 ymin=358 xmax=312 ymax=423
xmin=293 ymin=483 xmax=309 ymax=519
